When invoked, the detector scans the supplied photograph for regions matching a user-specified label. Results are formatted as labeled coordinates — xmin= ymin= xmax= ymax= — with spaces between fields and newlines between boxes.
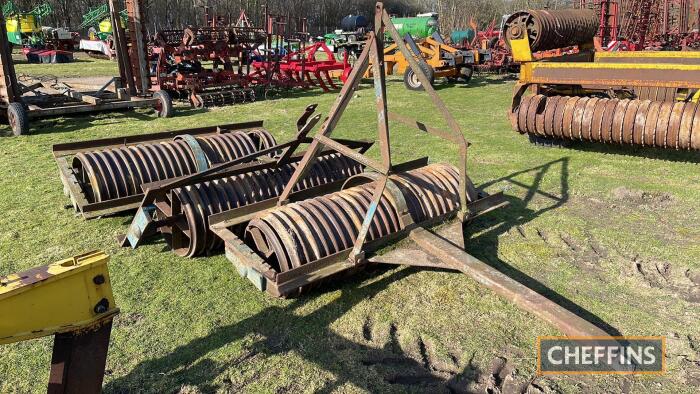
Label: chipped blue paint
xmin=176 ymin=134 xmax=209 ymax=172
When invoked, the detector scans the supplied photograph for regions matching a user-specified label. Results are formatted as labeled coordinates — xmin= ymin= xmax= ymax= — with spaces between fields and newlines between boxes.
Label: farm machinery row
xmin=148 ymin=10 xmax=352 ymax=108
xmin=0 ymin=0 xmax=172 ymax=136
xmin=577 ymin=0 xmax=700 ymax=50
xmin=506 ymin=8 xmax=700 ymax=150
xmin=2 ymin=4 xmax=617 ymax=392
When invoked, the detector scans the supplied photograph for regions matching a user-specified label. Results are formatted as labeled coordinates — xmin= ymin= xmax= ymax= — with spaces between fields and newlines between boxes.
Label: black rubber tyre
xmin=8 ymin=102 xmax=29 ymax=136
xmin=403 ymin=63 xmax=435 ymax=91
xmin=457 ymin=66 xmax=474 ymax=84
xmin=154 ymin=91 xmax=173 ymax=117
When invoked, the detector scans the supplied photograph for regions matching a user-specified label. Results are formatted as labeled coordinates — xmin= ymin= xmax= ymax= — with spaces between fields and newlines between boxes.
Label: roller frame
xmin=53 ymin=120 xmax=267 ymax=219
xmin=117 ymin=104 xmax=373 ymax=249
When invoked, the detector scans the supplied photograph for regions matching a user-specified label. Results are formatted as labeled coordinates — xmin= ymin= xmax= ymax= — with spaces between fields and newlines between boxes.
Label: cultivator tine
xmin=296 ymin=104 xmax=318 ymax=131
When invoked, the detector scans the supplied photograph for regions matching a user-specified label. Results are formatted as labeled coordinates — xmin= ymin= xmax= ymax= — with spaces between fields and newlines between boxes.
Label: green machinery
xmin=390 ymin=13 xmax=439 ymax=39
xmin=80 ymin=3 xmax=126 ymax=41
xmin=3 ymin=1 xmax=52 ymax=46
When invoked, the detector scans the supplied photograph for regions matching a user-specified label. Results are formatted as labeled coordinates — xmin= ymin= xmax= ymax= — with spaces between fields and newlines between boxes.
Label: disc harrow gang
xmin=245 ymin=164 xmax=460 ymax=274
xmin=515 ymin=94 xmax=700 ymax=150
xmin=191 ymin=88 xmax=257 ymax=108
xmin=504 ymin=9 xmax=599 ymax=52
xmin=167 ymin=153 xmax=365 ymax=257
xmin=71 ymin=129 xmax=276 ymax=205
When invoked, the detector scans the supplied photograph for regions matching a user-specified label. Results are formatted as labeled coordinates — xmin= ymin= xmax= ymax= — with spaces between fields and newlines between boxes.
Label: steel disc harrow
xmin=245 ymin=163 xmax=460 ymax=273
xmin=504 ymin=9 xmax=599 ymax=52
xmin=71 ymin=129 xmax=276 ymax=205
xmin=192 ymin=88 xmax=257 ymax=108
xmin=167 ymin=153 xmax=365 ymax=257
xmin=515 ymin=94 xmax=700 ymax=149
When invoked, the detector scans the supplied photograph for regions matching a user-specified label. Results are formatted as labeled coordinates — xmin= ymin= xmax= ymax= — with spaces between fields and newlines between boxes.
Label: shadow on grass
xmin=104 ymin=157 xmax=617 ymax=392
xmin=466 ymin=157 xmax=621 ymax=336
xmin=563 ymin=140 xmax=700 ymax=164
xmin=103 ymin=267 xmax=489 ymax=393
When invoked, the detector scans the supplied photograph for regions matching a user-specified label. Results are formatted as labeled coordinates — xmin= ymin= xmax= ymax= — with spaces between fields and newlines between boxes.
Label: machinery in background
xmin=390 ymin=12 xmax=439 ymax=39
xmin=366 ymin=32 xmax=475 ymax=90
xmin=3 ymin=1 xmax=76 ymax=62
xmin=150 ymin=9 xmax=351 ymax=108
xmin=450 ymin=15 xmax=517 ymax=74
xmin=324 ymin=14 xmax=369 ymax=60
xmin=578 ymin=0 xmax=700 ymax=50
xmin=79 ymin=3 xmax=127 ymax=59
xmin=507 ymin=8 xmax=700 ymax=149
xmin=0 ymin=0 xmax=173 ymax=136
xmin=0 ymin=251 xmax=119 ymax=393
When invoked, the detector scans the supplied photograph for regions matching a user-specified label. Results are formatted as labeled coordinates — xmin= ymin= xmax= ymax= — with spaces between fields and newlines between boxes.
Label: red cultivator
xmin=250 ymin=41 xmax=351 ymax=92
xmin=149 ymin=25 xmax=266 ymax=108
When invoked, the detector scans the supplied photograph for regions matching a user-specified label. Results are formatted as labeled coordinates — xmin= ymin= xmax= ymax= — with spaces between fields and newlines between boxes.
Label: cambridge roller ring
xmin=504 ymin=9 xmax=599 ymax=52
xmin=514 ymin=95 xmax=700 ymax=150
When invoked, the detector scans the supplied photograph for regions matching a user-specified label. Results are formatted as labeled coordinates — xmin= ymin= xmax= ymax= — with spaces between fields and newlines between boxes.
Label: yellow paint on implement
xmin=0 ymin=251 xmax=118 ymax=345
xmin=529 ymin=62 xmax=700 ymax=71
xmin=595 ymin=51 xmax=700 ymax=60
xmin=510 ymin=37 xmax=534 ymax=63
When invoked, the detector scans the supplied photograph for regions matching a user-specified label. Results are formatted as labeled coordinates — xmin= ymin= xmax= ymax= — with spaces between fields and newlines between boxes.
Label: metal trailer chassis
xmin=0 ymin=1 xmax=172 ymax=136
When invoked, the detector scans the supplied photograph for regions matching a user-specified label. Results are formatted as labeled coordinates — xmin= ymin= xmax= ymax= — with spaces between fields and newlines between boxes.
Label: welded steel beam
xmin=520 ymin=62 xmax=700 ymax=89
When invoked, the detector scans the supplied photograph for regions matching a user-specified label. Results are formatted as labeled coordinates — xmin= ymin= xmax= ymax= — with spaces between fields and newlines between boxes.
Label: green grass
xmin=13 ymin=52 xmax=118 ymax=78
xmin=1 ymin=70 xmax=699 ymax=393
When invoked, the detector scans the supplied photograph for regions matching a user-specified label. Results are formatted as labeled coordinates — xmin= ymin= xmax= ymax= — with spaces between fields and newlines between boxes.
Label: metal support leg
xmin=48 ymin=320 xmax=114 ymax=394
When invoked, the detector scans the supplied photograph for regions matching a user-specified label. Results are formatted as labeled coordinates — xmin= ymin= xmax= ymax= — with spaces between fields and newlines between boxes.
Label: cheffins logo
xmin=537 ymin=336 xmax=665 ymax=375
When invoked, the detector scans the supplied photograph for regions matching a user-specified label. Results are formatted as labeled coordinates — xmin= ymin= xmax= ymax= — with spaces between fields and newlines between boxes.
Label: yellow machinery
xmin=366 ymin=33 xmax=476 ymax=90
xmin=0 ymin=251 xmax=118 ymax=393
xmin=507 ymin=9 xmax=700 ymax=149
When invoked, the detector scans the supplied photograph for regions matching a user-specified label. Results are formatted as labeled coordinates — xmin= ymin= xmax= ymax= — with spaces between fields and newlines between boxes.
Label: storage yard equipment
xmin=109 ymin=2 xmax=610 ymax=338
xmin=0 ymin=0 xmax=172 ymax=136
xmin=390 ymin=14 xmax=439 ymax=39
xmin=250 ymin=41 xmax=352 ymax=93
xmin=54 ymin=120 xmax=278 ymax=219
xmin=0 ymin=251 xmax=118 ymax=393
xmin=507 ymin=8 xmax=700 ymax=149
xmin=78 ymin=3 xmax=126 ymax=59
xmin=149 ymin=22 xmax=267 ymax=107
xmin=150 ymin=10 xmax=350 ymax=107
xmin=578 ymin=0 xmax=700 ymax=50
xmin=366 ymin=32 xmax=475 ymax=90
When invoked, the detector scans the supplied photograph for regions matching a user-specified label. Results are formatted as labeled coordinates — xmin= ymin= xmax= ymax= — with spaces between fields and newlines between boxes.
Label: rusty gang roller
xmin=244 ymin=163 xmax=460 ymax=274
xmin=515 ymin=94 xmax=700 ymax=149
xmin=71 ymin=129 xmax=277 ymax=205
xmin=167 ymin=153 xmax=365 ymax=258
xmin=504 ymin=9 xmax=599 ymax=52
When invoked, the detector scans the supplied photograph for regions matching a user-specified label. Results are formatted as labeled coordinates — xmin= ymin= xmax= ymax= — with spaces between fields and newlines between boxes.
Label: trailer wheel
xmin=154 ymin=91 xmax=173 ymax=118
xmin=403 ymin=63 xmax=435 ymax=91
xmin=8 ymin=103 xmax=29 ymax=136
xmin=457 ymin=66 xmax=474 ymax=84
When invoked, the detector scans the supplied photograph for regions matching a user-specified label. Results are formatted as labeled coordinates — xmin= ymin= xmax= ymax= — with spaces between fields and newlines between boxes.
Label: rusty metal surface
xmin=523 ymin=62 xmax=700 ymax=89
xmin=404 ymin=225 xmax=608 ymax=337
xmin=167 ymin=153 xmax=365 ymax=257
xmin=245 ymin=164 xmax=460 ymax=274
xmin=64 ymin=128 xmax=276 ymax=215
xmin=504 ymin=9 xmax=599 ymax=52
xmin=515 ymin=94 xmax=700 ymax=150
xmin=48 ymin=320 xmax=113 ymax=394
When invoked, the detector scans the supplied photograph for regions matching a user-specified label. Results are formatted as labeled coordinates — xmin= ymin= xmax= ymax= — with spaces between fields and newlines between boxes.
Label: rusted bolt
xmin=93 ymin=275 xmax=105 ymax=285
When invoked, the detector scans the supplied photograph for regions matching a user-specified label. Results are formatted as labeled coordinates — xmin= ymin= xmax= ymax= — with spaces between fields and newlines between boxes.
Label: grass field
xmin=0 ymin=57 xmax=699 ymax=393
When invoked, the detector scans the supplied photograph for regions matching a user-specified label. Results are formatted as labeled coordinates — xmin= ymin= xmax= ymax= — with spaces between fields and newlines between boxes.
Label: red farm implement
xmin=149 ymin=23 xmax=267 ymax=108
xmin=250 ymin=41 xmax=351 ymax=92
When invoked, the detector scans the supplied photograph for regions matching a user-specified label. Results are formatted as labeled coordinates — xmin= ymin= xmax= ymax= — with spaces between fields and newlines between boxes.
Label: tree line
xmin=7 ymin=0 xmax=577 ymax=36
